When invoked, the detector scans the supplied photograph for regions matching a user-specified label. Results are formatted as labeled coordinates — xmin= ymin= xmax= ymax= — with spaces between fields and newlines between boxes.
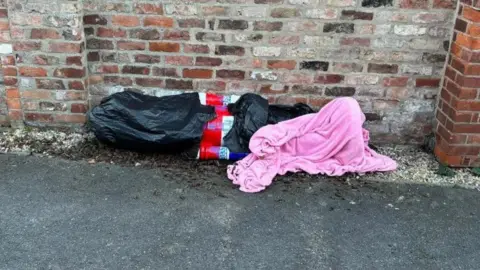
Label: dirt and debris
xmin=0 ymin=128 xmax=479 ymax=192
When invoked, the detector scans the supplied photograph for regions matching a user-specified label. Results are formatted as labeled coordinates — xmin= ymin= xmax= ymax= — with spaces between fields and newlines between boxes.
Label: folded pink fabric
xmin=227 ymin=97 xmax=397 ymax=193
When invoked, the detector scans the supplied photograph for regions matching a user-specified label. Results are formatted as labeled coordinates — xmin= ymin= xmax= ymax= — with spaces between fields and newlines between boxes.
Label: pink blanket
xmin=227 ymin=97 xmax=397 ymax=193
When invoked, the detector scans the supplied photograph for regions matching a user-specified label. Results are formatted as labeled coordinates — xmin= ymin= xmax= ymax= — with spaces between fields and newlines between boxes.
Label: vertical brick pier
xmin=435 ymin=1 xmax=480 ymax=167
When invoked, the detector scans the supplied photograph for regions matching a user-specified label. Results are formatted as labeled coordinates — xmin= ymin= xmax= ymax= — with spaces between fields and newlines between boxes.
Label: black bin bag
xmin=87 ymin=91 xmax=216 ymax=153
xmin=224 ymin=93 xmax=315 ymax=153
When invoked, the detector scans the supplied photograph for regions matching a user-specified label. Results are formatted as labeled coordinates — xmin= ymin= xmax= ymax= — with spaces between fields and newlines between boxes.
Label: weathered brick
xmin=399 ymin=0 xmax=428 ymax=8
xmin=413 ymin=12 xmax=446 ymax=23
xmin=341 ymin=10 xmax=374 ymax=20
xmin=84 ymin=15 xmax=107 ymax=25
xmin=346 ymin=75 xmax=380 ymax=85
xmin=368 ymin=63 xmax=398 ymax=74
xmin=165 ymin=79 xmax=193 ymax=89
xmin=104 ymin=76 xmax=133 ymax=86
xmin=183 ymin=69 xmax=213 ymax=79
xmin=314 ymin=74 xmax=344 ymax=84
xmin=54 ymin=114 xmax=86 ymax=124
xmin=196 ymin=57 xmax=222 ymax=66
xmin=164 ymin=56 xmax=192 ymax=65
xmin=271 ymin=8 xmax=299 ymax=18
xmin=178 ymin=19 xmax=205 ymax=28
xmin=69 ymin=81 xmax=85 ymax=90
xmin=202 ymin=6 xmax=230 ymax=16
xmin=362 ymin=0 xmax=393 ymax=7
xmin=31 ymin=29 xmax=60 ymax=39
xmin=300 ymin=61 xmax=329 ymax=71
xmin=25 ymin=113 xmax=53 ymax=122
xmin=383 ymin=77 xmax=409 ymax=87
xmin=324 ymin=23 xmax=354 ymax=33
xmin=216 ymin=70 xmax=246 ymax=80
xmin=19 ymin=67 xmax=47 ymax=77
xmin=150 ymin=42 xmax=180 ymax=52
xmin=39 ymin=102 xmax=67 ymax=112
xmin=165 ymin=5 xmax=198 ymax=16
xmin=255 ymin=0 xmax=284 ymax=3
xmin=53 ymin=68 xmax=85 ymax=78
xmin=306 ymin=9 xmax=338 ymax=19
xmin=332 ymin=62 xmax=363 ymax=72
xmin=129 ymin=29 xmax=161 ymax=40
xmin=135 ymin=78 xmax=163 ymax=87
xmin=36 ymin=79 xmax=65 ymax=90
xmin=118 ymin=41 xmax=146 ymax=50
xmin=87 ymin=39 xmax=113 ymax=50
xmin=122 ymin=66 xmax=150 ymax=75
xmin=251 ymin=71 xmax=279 ymax=81
xmin=196 ymin=32 xmax=225 ymax=42
xmin=218 ymin=20 xmax=249 ymax=30
xmin=135 ymin=3 xmax=164 ymax=14
xmin=235 ymin=33 xmax=264 ymax=43
xmin=14 ymin=41 xmax=41 ymax=51
xmin=393 ymin=25 xmax=427 ymax=36
xmin=325 ymin=87 xmax=356 ymax=96
xmin=112 ymin=15 xmax=140 ymax=27
xmin=260 ymin=84 xmax=288 ymax=94
xmin=283 ymin=72 xmax=314 ymax=84
xmin=143 ymin=17 xmax=174 ymax=27
xmin=153 ymin=67 xmax=178 ymax=77
xmin=433 ymin=0 xmax=456 ymax=9
xmin=269 ymin=36 xmax=299 ymax=45
xmin=3 ymin=67 xmax=17 ymax=76
xmin=253 ymin=46 xmax=281 ymax=57
xmin=98 ymin=27 xmax=127 ymax=38
xmin=253 ymin=21 xmax=283 ymax=31
xmin=184 ymin=44 xmax=210 ymax=54
xmin=328 ymin=0 xmax=356 ymax=6
xmin=267 ymin=60 xmax=296 ymax=70
xmin=163 ymin=30 xmax=190 ymax=40
xmin=216 ymin=45 xmax=245 ymax=56
xmin=341 ymin=38 xmax=370 ymax=46
xmin=135 ymin=54 xmax=161 ymax=64
xmin=50 ymin=42 xmax=83 ymax=53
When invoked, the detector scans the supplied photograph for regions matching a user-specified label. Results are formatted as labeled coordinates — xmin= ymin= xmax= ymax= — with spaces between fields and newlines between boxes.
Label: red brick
xmin=150 ymin=42 xmax=180 ymax=52
xmin=6 ymin=88 xmax=20 ymax=99
xmin=456 ymin=74 xmax=480 ymax=88
xmin=143 ymin=16 xmax=174 ymax=27
xmin=84 ymin=15 xmax=107 ymax=25
xmin=433 ymin=0 xmax=456 ymax=9
xmin=284 ymin=72 xmax=314 ymax=84
xmin=216 ymin=70 xmax=245 ymax=80
xmin=0 ymin=9 xmax=7 ymax=18
xmin=465 ymin=64 xmax=480 ymax=75
xmin=49 ymin=42 xmax=82 ymax=53
xmin=267 ymin=60 xmax=296 ymax=70
xmin=416 ymin=78 xmax=441 ymax=88
xmin=69 ymin=81 xmax=85 ymax=90
xmin=135 ymin=3 xmax=163 ymax=14
xmin=184 ymin=44 xmax=209 ymax=54
xmin=451 ymin=99 xmax=480 ymax=111
xmin=183 ymin=69 xmax=213 ymax=79
xmin=31 ymin=28 xmax=60 ymax=39
xmin=165 ymin=56 xmax=193 ymax=65
xmin=463 ymin=6 xmax=480 ymax=23
xmin=4 ymin=77 xmax=18 ymax=86
xmin=135 ymin=78 xmax=163 ymax=87
xmin=112 ymin=15 xmax=140 ymax=27
xmin=6 ymin=99 xmax=21 ymax=110
xmin=383 ymin=77 xmax=408 ymax=87
xmin=0 ymin=20 xmax=8 ymax=30
xmin=54 ymin=114 xmax=86 ymax=123
xmin=19 ymin=67 xmax=47 ymax=77
xmin=314 ymin=74 xmax=344 ymax=84
xmin=3 ymin=67 xmax=16 ymax=76
xmin=98 ymin=65 xmax=119 ymax=74
xmin=195 ymin=57 xmax=222 ymax=66
xmin=165 ymin=79 xmax=193 ymax=90
xmin=13 ymin=41 xmax=41 ymax=51
xmin=97 ymin=27 xmax=127 ymax=38
xmin=66 ymin=56 xmax=82 ymax=66
xmin=71 ymin=104 xmax=88 ymax=113
xmin=163 ymin=30 xmax=190 ymax=40
xmin=122 ymin=66 xmax=150 ymax=75
xmin=88 ymin=52 xmax=100 ymax=62
xmin=117 ymin=41 xmax=146 ymax=50
xmin=53 ymin=68 xmax=85 ymax=78
xmin=25 ymin=113 xmax=54 ymax=122
xmin=451 ymin=57 xmax=466 ymax=73
xmin=135 ymin=54 xmax=161 ymax=63
xmin=196 ymin=81 xmax=226 ymax=92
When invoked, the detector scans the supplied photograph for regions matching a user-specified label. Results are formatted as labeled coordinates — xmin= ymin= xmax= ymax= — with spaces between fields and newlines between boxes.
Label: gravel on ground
xmin=0 ymin=128 xmax=479 ymax=191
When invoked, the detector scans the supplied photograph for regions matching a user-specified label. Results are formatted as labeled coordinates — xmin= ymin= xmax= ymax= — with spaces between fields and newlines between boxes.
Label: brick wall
xmin=2 ymin=0 xmax=458 ymax=144
xmin=435 ymin=1 xmax=480 ymax=167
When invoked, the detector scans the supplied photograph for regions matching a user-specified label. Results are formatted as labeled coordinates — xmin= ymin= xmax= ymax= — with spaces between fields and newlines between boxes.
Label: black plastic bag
xmin=87 ymin=91 xmax=216 ymax=153
xmin=224 ymin=93 xmax=314 ymax=153
xmin=267 ymin=103 xmax=315 ymax=124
